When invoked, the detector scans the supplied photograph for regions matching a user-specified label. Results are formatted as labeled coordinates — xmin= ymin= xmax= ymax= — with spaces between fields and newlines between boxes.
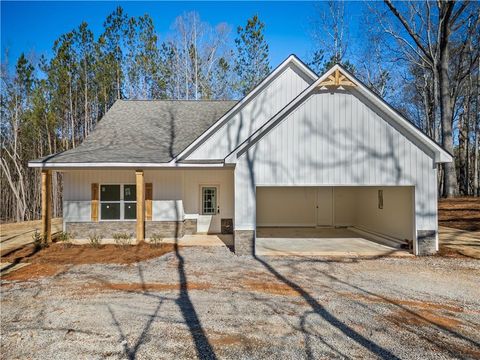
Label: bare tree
xmin=382 ymin=0 xmax=479 ymax=197
xmin=310 ymin=0 xmax=350 ymax=70
xmin=0 ymin=56 xmax=31 ymax=221
xmin=167 ymin=12 xmax=230 ymax=100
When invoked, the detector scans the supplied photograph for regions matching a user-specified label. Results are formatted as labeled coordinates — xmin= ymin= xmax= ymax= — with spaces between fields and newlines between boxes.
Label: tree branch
xmin=384 ymin=0 xmax=433 ymax=61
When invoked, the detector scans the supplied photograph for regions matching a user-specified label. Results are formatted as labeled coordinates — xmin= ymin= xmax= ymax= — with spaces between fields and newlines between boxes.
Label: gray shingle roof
xmin=32 ymin=100 xmax=237 ymax=164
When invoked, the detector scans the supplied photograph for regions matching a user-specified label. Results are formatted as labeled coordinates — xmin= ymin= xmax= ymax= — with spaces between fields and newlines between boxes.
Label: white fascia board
xmin=28 ymin=161 xmax=227 ymax=169
xmin=225 ymin=64 xmax=452 ymax=164
xmin=172 ymin=55 xmax=318 ymax=163
xmin=289 ymin=55 xmax=318 ymax=82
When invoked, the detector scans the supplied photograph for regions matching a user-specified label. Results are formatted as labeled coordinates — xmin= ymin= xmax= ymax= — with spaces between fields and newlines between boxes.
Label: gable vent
xmin=318 ymin=69 xmax=356 ymax=88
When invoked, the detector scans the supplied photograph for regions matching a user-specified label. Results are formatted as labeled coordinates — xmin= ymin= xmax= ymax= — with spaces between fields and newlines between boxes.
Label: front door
xmin=316 ymin=187 xmax=333 ymax=226
xmin=197 ymin=186 xmax=221 ymax=233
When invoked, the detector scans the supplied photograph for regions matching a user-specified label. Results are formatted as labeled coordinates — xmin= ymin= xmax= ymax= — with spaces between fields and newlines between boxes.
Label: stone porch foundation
xmin=66 ymin=219 xmax=198 ymax=240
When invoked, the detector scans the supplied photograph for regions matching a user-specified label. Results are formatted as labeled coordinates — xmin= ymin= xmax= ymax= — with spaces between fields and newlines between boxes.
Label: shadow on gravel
xmin=254 ymin=255 xmax=401 ymax=360
xmin=255 ymin=254 xmax=480 ymax=359
xmin=89 ymin=264 xmax=169 ymax=360
xmin=299 ymin=255 xmax=480 ymax=354
xmin=108 ymin=299 xmax=163 ymax=360
xmin=104 ymin=201 xmax=216 ymax=360
xmin=172 ymin=198 xmax=217 ymax=360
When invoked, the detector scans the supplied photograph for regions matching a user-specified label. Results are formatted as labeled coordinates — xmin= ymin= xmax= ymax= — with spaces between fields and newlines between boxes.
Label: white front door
xmin=197 ymin=186 xmax=221 ymax=233
xmin=316 ymin=187 xmax=333 ymax=226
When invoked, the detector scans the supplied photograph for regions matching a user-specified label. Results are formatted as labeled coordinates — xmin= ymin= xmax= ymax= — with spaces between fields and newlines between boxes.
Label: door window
xmin=202 ymin=187 xmax=217 ymax=215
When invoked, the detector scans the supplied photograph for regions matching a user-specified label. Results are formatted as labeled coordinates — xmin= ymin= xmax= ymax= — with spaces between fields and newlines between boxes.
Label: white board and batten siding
xmin=63 ymin=169 xmax=234 ymax=228
xmin=187 ymin=64 xmax=313 ymax=160
xmin=234 ymin=90 xmax=438 ymax=237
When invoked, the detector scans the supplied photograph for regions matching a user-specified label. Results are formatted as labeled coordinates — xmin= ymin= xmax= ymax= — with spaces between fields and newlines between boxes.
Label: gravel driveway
xmin=1 ymin=245 xmax=479 ymax=359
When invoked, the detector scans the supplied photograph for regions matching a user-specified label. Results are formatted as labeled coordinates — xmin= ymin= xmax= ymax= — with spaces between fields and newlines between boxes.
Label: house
xmin=29 ymin=55 xmax=452 ymax=256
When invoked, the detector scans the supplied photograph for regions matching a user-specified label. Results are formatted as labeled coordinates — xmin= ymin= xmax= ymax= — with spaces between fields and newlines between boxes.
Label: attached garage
xmin=227 ymin=64 xmax=452 ymax=256
xmin=255 ymin=186 xmax=415 ymax=255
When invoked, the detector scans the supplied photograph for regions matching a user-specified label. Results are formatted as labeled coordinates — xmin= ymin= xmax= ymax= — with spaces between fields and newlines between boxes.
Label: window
xmin=100 ymin=185 xmax=120 ymax=220
xmin=100 ymin=184 xmax=136 ymax=220
xmin=123 ymin=185 xmax=136 ymax=220
xmin=202 ymin=187 xmax=217 ymax=215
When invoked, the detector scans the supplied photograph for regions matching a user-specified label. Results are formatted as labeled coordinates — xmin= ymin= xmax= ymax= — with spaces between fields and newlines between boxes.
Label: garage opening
xmin=255 ymin=186 xmax=414 ymax=256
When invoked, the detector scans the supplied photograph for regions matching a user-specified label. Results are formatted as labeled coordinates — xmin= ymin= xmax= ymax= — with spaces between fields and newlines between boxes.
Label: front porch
xmin=39 ymin=168 xmax=235 ymax=244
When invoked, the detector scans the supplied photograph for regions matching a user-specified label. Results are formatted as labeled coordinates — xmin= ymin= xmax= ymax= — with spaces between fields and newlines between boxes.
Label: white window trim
xmin=99 ymin=183 xmax=136 ymax=221
xmin=199 ymin=185 xmax=219 ymax=215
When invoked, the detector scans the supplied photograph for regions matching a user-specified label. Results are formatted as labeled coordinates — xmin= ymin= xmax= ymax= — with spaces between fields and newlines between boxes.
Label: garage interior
xmin=255 ymin=186 xmax=414 ymax=256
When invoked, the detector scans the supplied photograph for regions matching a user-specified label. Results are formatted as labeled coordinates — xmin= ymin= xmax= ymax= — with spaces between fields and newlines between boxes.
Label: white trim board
xmin=29 ymin=161 xmax=229 ymax=169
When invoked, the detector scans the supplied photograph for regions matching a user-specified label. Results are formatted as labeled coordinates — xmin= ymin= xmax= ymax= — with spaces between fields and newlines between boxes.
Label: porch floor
xmin=159 ymin=234 xmax=233 ymax=248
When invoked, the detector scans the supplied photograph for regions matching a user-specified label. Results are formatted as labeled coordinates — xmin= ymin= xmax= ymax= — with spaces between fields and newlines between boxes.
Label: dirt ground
xmin=438 ymin=226 xmax=480 ymax=259
xmin=1 ymin=218 xmax=63 ymax=256
xmin=438 ymin=197 xmax=480 ymax=231
xmin=1 ymin=242 xmax=176 ymax=281
xmin=1 ymin=246 xmax=480 ymax=359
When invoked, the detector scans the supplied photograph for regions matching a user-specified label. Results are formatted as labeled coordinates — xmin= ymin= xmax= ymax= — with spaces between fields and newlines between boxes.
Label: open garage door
xmin=256 ymin=186 xmax=414 ymax=256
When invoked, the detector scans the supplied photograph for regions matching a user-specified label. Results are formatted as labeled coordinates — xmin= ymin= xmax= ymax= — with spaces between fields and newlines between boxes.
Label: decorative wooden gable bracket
xmin=318 ymin=69 xmax=356 ymax=88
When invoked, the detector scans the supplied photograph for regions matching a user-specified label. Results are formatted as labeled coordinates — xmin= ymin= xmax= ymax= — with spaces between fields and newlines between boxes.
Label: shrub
xmin=113 ymin=232 xmax=133 ymax=247
xmin=32 ymin=230 xmax=48 ymax=251
xmin=58 ymin=231 xmax=75 ymax=248
xmin=88 ymin=233 xmax=102 ymax=248
xmin=150 ymin=233 xmax=163 ymax=247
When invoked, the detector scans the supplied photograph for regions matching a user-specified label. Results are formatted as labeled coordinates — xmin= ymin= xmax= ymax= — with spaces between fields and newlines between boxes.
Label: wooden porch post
xmin=41 ymin=169 xmax=52 ymax=242
xmin=136 ymin=170 xmax=145 ymax=242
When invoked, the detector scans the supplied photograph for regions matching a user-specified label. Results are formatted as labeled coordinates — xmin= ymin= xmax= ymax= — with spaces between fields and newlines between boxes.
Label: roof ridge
xmin=118 ymin=99 xmax=238 ymax=102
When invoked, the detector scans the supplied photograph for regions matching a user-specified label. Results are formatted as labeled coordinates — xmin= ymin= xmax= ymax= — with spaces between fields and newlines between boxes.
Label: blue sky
xmin=1 ymin=1 xmax=364 ymax=71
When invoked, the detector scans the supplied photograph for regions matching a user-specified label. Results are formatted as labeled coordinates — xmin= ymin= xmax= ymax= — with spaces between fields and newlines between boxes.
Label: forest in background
xmin=1 ymin=1 xmax=479 ymax=222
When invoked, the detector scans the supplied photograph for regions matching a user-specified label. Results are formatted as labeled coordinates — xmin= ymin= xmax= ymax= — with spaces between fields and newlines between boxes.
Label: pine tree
xmin=137 ymin=14 xmax=161 ymax=99
xmin=102 ymin=6 xmax=128 ymax=100
xmin=234 ymin=15 xmax=270 ymax=96
xmin=211 ymin=57 xmax=232 ymax=100
xmin=73 ymin=22 xmax=95 ymax=137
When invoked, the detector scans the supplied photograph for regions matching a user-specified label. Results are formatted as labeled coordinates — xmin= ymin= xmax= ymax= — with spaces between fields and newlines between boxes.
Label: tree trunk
xmin=438 ymin=9 xmax=458 ymax=198
xmin=69 ymin=74 xmax=75 ymax=148
xmin=474 ymin=92 xmax=480 ymax=197
xmin=116 ymin=64 xmax=121 ymax=100
xmin=458 ymin=112 xmax=467 ymax=195
xmin=84 ymin=58 xmax=89 ymax=138
xmin=474 ymin=126 xmax=479 ymax=196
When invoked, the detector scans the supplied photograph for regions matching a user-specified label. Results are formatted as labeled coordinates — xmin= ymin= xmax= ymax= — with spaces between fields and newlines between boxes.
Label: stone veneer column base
xmin=417 ymin=230 xmax=437 ymax=255
xmin=184 ymin=219 xmax=197 ymax=235
xmin=234 ymin=230 xmax=255 ymax=255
